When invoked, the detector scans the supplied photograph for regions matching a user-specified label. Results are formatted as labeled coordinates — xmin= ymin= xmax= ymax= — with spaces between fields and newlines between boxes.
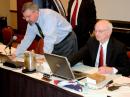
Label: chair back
xmin=27 ymin=37 xmax=44 ymax=54
xmin=2 ymin=26 xmax=14 ymax=45
xmin=35 ymin=38 xmax=44 ymax=54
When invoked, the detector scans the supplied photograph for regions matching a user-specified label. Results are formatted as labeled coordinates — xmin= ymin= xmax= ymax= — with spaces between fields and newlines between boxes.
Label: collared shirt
xmin=95 ymin=40 xmax=109 ymax=67
xmin=16 ymin=9 xmax=72 ymax=56
xmin=95 ymin=39 xmax=118 ymax=74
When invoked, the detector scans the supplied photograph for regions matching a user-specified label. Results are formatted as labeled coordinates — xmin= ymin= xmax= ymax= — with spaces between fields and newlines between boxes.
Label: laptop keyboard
xmin=73 ymin=70 xmax=88 ymax=79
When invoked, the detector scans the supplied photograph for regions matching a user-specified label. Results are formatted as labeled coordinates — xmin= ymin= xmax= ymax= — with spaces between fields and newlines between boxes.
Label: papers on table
xmin=72 ymin=62 xmax=98 ymax=74
xmin=80 ymin=75 xmax=113 ymax=89
xmin=72 ymin=63 xmax=122 ymax=90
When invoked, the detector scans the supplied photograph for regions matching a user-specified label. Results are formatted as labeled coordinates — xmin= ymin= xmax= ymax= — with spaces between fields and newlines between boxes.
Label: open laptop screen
xmin=44 ymin=53 xmax=87 ymax=80
xmin=44 ymin=53 xmax=75 ymax=80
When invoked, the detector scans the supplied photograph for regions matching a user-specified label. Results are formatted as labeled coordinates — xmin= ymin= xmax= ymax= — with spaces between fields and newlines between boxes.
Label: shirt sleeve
xmin=38 ymin=9 xmax=72 ymax=53
xmin=112 ymin=67 xmax=118 ymax=74
xmin=43 ymin=15 xmax=57 ymax=53
xmin=16 ymin=24 xmax=36 ymax=56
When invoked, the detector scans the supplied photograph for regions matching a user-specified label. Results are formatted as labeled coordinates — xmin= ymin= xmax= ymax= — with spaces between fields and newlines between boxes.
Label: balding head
xmin=94 ymin=20 xmax=113 ymax=43
xmin=95 ymin=20 xmax=113 ymax=33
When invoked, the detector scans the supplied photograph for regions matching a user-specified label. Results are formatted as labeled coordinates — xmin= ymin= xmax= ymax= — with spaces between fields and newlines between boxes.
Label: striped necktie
xmin=54 ymin=0 xmax=66 ymax=17
xmin=71 ymin=0 xmax=78 ymax=28
xmin=35 ymin=23 xmax=44 ymax=39
xmin=99 ymin=45 xmax=104 ymax=67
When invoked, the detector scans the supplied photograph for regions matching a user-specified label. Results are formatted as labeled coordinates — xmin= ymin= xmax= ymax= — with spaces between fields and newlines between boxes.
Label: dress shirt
xmin=95 ymin=39 xmax=118 ymax=74
xmin=95 ymin=40 xmax=108 ymax=67
xmin=16 ymin=9 xmax=72 ymax=56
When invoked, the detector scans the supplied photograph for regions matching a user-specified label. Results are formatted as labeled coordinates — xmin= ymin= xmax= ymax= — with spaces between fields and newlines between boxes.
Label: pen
xmin=77 ymin=76 xmax=86 ymax=81
xmin=106 ymin=80 xmax=113 ymax=87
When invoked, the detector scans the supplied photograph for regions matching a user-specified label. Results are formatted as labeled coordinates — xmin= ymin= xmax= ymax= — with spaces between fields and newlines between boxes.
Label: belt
xmin=55 ymin=32 xmax=73 ymax=47
xmin=62 ymin=32 xmax=72 ymax=42
xmin=55 ymin=32 xmax=72 ymax=46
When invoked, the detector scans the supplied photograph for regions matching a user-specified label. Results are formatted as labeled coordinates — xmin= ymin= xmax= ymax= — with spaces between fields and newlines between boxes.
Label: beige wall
xmin=62 ymin=0 xmax=130 ymax=21
xmin=10 ymin=0 xmax=17 ymax=11
xmin=1 ymin=0 xmax=130 ymax=29
xmin=9 ymin=0 xmax=17 ymax=29
xmin=60 ymin=0 xmax=68 ymax=14
xmin=0 ymin=0 xmax=67 ymax=29
xmin=10 ymin=12 xmax=17 ymax=29
xmin=0 ymin=0 xmax=10 ymax=26
xmin=0 ymin=0 xmax=10 ymax=16
xmin=0 ymin=0 xmax=17 ymax=29
xmin=10 ymin=0 xmax=17 ymax=29
xmin=94 ymin=0 xmax=130 ymax=21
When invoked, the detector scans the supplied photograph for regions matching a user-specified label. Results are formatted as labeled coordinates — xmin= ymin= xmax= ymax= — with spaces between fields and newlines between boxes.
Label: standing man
xmin=15 ymin=2 xmax=78 ymax=57
xmin=68 ymin=20 xmax=130 ymax=76
xmin=67 ymin=0 xmax=96 ymax=49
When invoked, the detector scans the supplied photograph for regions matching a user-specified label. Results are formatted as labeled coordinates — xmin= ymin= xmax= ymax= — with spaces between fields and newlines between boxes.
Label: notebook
xmin=0 ymin=53 xmax=11 ymax=63
xmin=0 ymin=53 xmax=24 ymax=68
xmin=44 ymin=53 xmax=87 ymax=80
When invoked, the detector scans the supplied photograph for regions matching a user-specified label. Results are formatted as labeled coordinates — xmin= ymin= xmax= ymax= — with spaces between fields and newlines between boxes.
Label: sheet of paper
xmin=114 ymin=76 xmax=130 ymax=84
xmin=72 ymin=62 xmax=98 ymax=74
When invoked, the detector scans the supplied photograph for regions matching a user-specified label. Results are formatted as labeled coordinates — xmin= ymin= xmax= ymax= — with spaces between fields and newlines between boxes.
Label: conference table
xmin=1 ymin=44 xmax=130 ymax=97
xmin=0 ymin=43 xmax=82 ymax=97
xmin=0 ymin=64 xmax=83 ymax=97
xmin=1 ymin=62 xmax=130 ymax=97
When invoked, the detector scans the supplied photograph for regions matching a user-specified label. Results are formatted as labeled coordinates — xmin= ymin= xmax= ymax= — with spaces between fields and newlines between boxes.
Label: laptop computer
xmin=44 ymin=53 xmax=87 ymax=80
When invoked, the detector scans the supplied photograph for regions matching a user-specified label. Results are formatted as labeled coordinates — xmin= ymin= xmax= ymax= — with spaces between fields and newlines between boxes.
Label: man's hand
xmin=98 ymin=66 xmax=113 ymax=74
xmin=8 ymin=53 xmax=16 ymax=61
xmin=37 ymin=58 xmax=45 ymax=64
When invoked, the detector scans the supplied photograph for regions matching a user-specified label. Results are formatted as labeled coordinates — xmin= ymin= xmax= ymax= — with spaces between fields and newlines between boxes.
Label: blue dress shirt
xmin=16 ymin=9 xmax=72 ymax=56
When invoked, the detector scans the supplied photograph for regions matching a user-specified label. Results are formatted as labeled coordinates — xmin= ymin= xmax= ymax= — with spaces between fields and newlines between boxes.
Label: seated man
xmin=68 ymin=20 xmax=130 ymax=76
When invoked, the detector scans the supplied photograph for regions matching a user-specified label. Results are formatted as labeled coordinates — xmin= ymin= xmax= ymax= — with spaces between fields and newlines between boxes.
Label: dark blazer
xmin=42 ymin=0 xmax=66 ymax=17
xmin=68 ymin=36 xmax=130 ymax=76
xmin=67 ymin=0 xmax=96 ymax=49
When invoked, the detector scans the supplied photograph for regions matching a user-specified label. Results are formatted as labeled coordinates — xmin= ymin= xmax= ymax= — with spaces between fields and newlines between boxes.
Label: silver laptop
xmin=44 ymin=53 xmax=87 ymax=80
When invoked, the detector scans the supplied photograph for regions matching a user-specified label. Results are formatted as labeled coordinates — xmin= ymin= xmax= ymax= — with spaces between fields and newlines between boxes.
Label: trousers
xmin=52 ymin=31 xmax=78 ymax=57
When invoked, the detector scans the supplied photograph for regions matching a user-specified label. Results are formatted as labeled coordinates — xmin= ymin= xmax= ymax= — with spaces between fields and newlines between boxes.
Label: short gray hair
xmin=22 ymin=2 xmax=39 ymax=13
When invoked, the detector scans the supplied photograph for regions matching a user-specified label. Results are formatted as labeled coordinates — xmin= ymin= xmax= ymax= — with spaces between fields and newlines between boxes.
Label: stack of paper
xmin=80 ymin=73 xmax=113 ymax=89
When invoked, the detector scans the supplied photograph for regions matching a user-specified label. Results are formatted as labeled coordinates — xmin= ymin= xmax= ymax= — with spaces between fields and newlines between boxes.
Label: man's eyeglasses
xmin=94 ymin=29 xmax=108 ymax=33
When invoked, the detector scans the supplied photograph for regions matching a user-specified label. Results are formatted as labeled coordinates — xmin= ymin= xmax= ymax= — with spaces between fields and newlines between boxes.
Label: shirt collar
xmin=100 ymin=39 xmax=109 ymax=47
